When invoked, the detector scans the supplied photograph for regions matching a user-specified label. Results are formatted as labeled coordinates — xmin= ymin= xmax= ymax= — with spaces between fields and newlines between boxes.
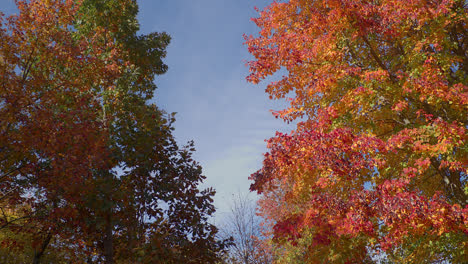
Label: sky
xmin=0 ymin=0 xmax=294 ymax=220
xmin=135 ymin=0 xmax=293 ymax=219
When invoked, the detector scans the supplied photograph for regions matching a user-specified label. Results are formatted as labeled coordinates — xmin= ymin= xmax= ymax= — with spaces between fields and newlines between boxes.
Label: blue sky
xmin=0 ymin=0 xmax=293 ymax=219
xmin=136 ymin=0 xmax=293 ymax=218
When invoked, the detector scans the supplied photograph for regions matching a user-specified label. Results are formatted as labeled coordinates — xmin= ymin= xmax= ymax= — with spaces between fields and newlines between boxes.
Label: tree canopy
xmin=246 ymin=0 xmax=468 ymax=262
xmin=0 ymin=0 xmax=226 ymax=263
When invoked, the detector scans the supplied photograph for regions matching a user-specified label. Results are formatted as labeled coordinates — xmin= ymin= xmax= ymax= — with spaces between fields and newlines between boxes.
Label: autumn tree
xmin=0 ymin=0 xmax=225 ymax=263
xmin=246 ymin=0 xmax=468 ymax=263
xmin=0 ymin=0 xmax=119 ymax=261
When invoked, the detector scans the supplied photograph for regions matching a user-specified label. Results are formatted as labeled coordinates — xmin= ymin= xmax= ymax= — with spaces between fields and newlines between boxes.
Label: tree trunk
xmin=32 ymin=233 xmax=52 ymax=264
xmin=430 ymin=158 xmax=468 ymax=207
xmin=103 ymin=212 xmax=114 ymax=264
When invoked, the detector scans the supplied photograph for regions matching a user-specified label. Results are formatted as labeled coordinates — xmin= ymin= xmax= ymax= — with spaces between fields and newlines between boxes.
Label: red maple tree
xmin=246 ymin=0 xmax=468 ymax=262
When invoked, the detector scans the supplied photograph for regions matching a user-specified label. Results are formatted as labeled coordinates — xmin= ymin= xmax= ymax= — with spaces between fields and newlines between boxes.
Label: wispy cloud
xmin=136 ymin=0 xmax=295 ymax=217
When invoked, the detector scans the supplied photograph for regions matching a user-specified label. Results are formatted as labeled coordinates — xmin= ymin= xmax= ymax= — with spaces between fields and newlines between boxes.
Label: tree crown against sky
xmin=246 ymin=0 xmax=468 ymax=263
xmin=0 ymin=0 xmax=227 ymax=263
